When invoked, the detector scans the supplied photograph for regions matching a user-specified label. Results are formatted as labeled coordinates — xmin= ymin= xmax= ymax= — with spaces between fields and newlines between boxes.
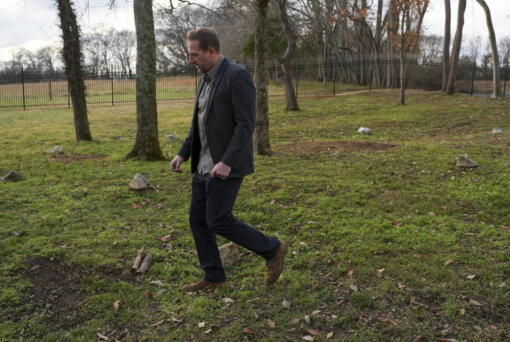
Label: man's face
xmin=187 ymin=40 xmax=214 ymax=73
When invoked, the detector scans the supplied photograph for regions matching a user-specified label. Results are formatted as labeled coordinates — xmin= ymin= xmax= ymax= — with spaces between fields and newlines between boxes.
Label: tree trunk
xmin=476 ymin=0 xmax=501 ymax=98
xmin=254 ymin=0 xmax=271 ymax=155
xmin=399 ymin=5 xmax=407 ymax=105
xmin=56 ymin=0 xmax=92 ymax=142
xmin=446 ymin=0 xmax=466 ymax=95
xmin=126 ymin=0 xmax=164 ymax=161
xmin=276 ymin=0 xmax=299 ymax=111
xmin=441 ymin=0 xmax=451 ymax=92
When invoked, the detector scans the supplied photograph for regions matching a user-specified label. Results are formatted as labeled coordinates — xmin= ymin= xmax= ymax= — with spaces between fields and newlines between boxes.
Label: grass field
xmin=0 ymin=91 xmax=509 ymax=341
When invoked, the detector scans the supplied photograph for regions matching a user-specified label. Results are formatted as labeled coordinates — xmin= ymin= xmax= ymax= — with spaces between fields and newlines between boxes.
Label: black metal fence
xmin=0 ymin=60 xmax=508 ymax=110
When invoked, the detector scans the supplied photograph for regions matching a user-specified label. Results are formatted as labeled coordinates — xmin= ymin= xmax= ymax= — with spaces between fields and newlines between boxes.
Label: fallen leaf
xmin=459 ymin=308 xmax=465 ymax=315
xmin=331 ymin=314 xmax=338 ymax=319
xmin=113 ymin=299 xmax=121 ymax=311
xmin=154 ymin=289 xmax=168 ymax=297
xmin=392 ymin=221 xmax=402 ymax=227
xmin=282 ymin=299 xmax=291 ymax=309
xmin=266 ymin=319 xmax=275 ymax=328
xmin=497 ymin=282 xmax=506 ymax=288
xmin=270 ymin=199 xmax=276 ymax=205
xmin=222 ymin=297 xmax=235 ymax=304
xmin=311 ymin=309 xmax=321 ymax=316
xmin=336 ymin=300 xmax=343 ymax=306
xmin=327 ymin=332 xmax=334 ymax=339
xmin=97 ymin=333 xmax=110 ymax=341
xmin=151 ymin=319 xmax=165 ymax=327
xmin=145 ymin=291 xmax=153 ymax=299
xmin=466 ymin=275 xmax=476 ymax=280
xmin=11 ymin=231 xmax=24 ymax=236
xmin=289 ymin=317 xmax=301 ymax=325
xmin=469 ymin=299 xmax=483 ymax=306
xmin=349 ymin=284 xmax=358 ymax=292
xmin=304 ymin=315 xmax=310 ymax=324
xmin=306 ymin=329 xmax=320 ymax=335
xmin=132 ymin=202 xmax=142 ymax=209
xmin=158 ymin=234 xmax=172 ymax=242
xmin=150 ymin=280 xmax=164 ymax=286
xmin=444 ymin=259 xmax=454 ymax=266
xmin=204 ymin=329 xmax=212 ymax=334
xmin=242 ymin=328 xmax=256 ymax=335
xmin=346 ymin=268 xmax=354 ymax=278
xmin=490 ymin=325 xmax=497 ymax=330
xmin=110 ymin=198 xmax=117 ymax=203
xmin=302 ymin=336 xmax=314 ymax=342
xmin=198 ymin=322 xmax=206 ymax=328
xmin=412 ymin=253 xmax=421 ymax=259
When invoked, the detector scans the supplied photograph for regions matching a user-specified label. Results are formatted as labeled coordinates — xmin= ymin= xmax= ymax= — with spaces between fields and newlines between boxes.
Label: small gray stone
xmin=358 ymin=127 xmax=371 ymax=135
xmin=456 ymin=155 xmax=480 ymax=169
xmin=1 ymin=171 xmax=25 ymax=182
xmin=129 ymin=173 xmax=155 ymax=190
xmin=219 ymin=242 xmax=240 ymax=267
xmin=165 ymin=134 xmax=180 ymax=143
xmin=491 ymin=128 xmax=503 ymax=134
xmin=46 ymin=145 xmax=63 ymax=154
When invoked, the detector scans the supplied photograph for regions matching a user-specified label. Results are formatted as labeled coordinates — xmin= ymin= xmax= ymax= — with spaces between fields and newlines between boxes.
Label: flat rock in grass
xmin=46 ymin=145 xmax=63 ymax=154
xmin=219 ymin=242 xmax=240 ymax=267
xmin=165 ymin=134 xmax=180 ymax=143
xmin=455 ymin=155 xmax=479 ymax=169
xmin=129 ymin=173 xmax=154 ymax=190
xmin=1 ymin=171 xmax=25 ymax=182
xmin=358 ymin=127 xmax=371 ymax=135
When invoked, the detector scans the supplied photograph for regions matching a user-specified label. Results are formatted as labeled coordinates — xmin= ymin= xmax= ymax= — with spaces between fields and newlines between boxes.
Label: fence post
xmin=368 ymin=59 xmax=373 ymax=92
xmin=21 ymin=67 xmax=26 ymax=110
xmin=295 ymin=54 xmax=300 ymax=98
xmin=470 ymin=61 xmax=476 ymax=97
xmin=333 ymin=59 xmax=337 ymax=95
xmin=111 ymin=68 xmax=114 ymax=106
xmin=67 ymin=81 xmax=70 ymax=108
xmin=504 ymin=65 xmax=508 ymax=98
xmin=48 ymin=79 xmax=52 ymax=101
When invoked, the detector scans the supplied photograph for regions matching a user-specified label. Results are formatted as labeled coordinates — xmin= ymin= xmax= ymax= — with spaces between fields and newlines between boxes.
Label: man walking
xmin=170 ymin=28 xmax=287 ymax=291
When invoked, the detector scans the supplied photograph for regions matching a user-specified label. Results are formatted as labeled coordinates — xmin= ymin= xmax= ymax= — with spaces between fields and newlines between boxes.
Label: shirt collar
xmin=205 ymin=56 xmax=224 ymax=82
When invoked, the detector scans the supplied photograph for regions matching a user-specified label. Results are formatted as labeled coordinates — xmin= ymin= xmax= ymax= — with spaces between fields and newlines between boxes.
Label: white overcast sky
xmin=0 ymin=0 xmax=509 ymax=62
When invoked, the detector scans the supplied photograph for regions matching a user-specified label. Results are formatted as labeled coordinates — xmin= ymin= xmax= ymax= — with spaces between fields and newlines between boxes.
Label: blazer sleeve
xmin=177 ymin=124 xmax=193 ymax=161
xmin=220 ymin=68 xmax=256 ymax=169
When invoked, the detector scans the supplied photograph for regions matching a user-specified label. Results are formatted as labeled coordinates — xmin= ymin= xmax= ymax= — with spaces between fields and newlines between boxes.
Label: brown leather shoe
xmin=181 ymin=279 xmax=225 ymax=292
xmin=265 ymin=242 xmax=288 ymax=286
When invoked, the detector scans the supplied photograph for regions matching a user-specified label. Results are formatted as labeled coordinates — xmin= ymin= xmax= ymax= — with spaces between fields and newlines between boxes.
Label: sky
xmin=0 ymin=0 xmax=509 ymax=62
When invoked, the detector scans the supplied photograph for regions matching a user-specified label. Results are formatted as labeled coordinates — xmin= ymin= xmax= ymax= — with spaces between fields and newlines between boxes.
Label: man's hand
xmin=170 ymin=155 xmax=184 ymax=173
xmin=210 ymin=162 xmax=231 ymax=180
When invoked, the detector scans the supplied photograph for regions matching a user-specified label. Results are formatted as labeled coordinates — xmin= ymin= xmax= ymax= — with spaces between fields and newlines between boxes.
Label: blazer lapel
xmin=204 ymin=58 xmax=230 ymax=123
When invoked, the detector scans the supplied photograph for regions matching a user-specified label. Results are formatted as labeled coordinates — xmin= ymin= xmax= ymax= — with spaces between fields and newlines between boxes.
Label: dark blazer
xmin=177 ymin=58 xmax=255 ymax=178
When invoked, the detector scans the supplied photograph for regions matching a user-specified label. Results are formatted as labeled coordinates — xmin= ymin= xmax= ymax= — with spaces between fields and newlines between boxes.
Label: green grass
xmin=0 ymin=90 xmax=509 ymax=341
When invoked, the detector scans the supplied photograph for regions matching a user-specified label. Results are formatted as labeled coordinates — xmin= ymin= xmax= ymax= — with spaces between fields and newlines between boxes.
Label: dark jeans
xmin=190 ymin=173 xmax=280 ymax=283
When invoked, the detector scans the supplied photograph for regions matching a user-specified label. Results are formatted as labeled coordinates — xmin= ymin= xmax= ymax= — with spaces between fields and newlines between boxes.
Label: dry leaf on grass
xmin=302 ymin=336 xmax=314 ymax=342
xmin=198 ymin=322 xmax=206 ymax=328
xmin=242 ymin=328 xmax=256 ymax=335
xmin=113 ymin=299 xmax=120 ymax=311
xmin=306 ymin=329 xmax=320 ymax=335
xmin=158 ymin=234 xmax=172 ymax=242
xmin=282 ymin=299 xmax=291 ymax=309
xmin=266 ymin=319 xmax=275 ymax=328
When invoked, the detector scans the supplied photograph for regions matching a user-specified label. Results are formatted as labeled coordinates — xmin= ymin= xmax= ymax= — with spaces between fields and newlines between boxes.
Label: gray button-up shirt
xmin=197 ymin=56 xmax=224 ymax=175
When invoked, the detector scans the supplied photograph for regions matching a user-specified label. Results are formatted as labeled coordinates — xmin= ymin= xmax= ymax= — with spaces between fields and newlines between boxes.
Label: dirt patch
xmin=22 ymin=256 xmax=137 ymax=329
xmin=50 ymin=153 xmax=108 ymax=164
xmin=276 ymin=140 xmax=397 ymax=155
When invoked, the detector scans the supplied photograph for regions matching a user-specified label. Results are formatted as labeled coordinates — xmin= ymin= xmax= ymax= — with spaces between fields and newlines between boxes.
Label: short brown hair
xmin=186 ymin=27 xmax=220 ymax=52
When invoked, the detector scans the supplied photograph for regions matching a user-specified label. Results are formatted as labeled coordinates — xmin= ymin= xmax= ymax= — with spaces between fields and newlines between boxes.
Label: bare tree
xmin=56 ymin=0 xmax=92 ymax=142
xmin=276 ymin=0 xmax=299 ymax=111
xmin=111 ymin=30 xmax=135 ymax=76
xmin=441 ymin=0 xmax=450 ymax=92
xmin=254 ymin=0 xmax=271 ymax=155
xmin=446 ymin=0 xmax=466 ymax=95
xmin=476 ymin=0 xmax=500 ymax=98
xmin=126 ymin=0 xmax=165 ymax=160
